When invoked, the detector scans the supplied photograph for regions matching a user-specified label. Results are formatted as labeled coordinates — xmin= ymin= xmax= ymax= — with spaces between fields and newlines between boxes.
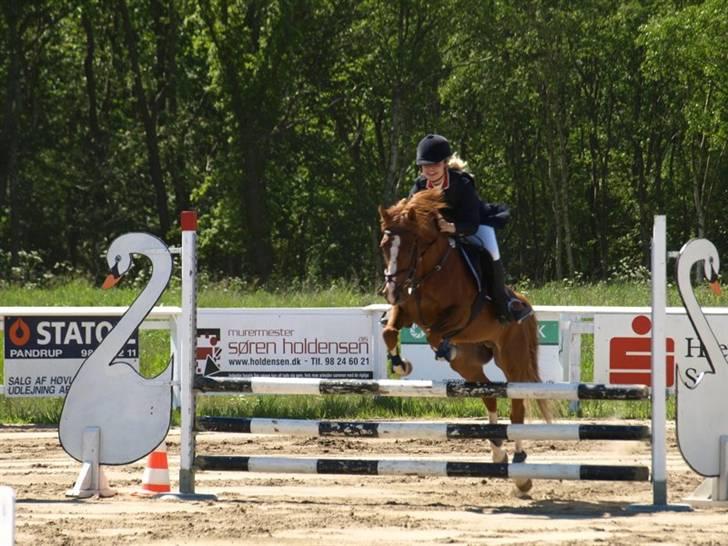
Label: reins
xmin=382 ymin=226 xmax=485 ymax=340
xmin=382 ymin=227 xmax=455 ymax=328
xmin=411 ymin=235 xmax=454 ymax=293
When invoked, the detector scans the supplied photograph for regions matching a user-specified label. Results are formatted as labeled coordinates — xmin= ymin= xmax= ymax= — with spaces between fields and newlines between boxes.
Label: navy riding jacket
xmin=408 ymin=169 xmax=509 ymax=236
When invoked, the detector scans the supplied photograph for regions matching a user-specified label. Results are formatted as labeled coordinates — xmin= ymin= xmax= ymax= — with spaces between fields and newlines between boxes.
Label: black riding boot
xmin=482 ymin=254 xmax=532 ymax=324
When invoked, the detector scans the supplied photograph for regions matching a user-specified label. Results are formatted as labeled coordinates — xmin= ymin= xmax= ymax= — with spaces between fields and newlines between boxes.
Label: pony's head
xmin=378 ymin=189 xmax=447 ymax=305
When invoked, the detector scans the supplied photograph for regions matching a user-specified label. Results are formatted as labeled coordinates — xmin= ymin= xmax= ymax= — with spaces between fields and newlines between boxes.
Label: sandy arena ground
xmin=2 ymin=422 xmax=728 ymax=545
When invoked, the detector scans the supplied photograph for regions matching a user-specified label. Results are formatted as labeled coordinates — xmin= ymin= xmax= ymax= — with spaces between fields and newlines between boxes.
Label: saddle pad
xmin=456 ymin=241 xmax=483 ymax=294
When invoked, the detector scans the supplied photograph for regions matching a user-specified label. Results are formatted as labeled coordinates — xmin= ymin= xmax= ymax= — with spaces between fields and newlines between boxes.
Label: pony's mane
xmin=383 ymin=188 xmax=446 ymax=238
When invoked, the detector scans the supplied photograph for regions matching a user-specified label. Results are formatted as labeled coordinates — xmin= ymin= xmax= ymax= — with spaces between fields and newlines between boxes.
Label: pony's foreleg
xmin=428 ymin=306 xmax=469 ymax=361
xmin=382 ymin=306 xmax=412 ymax=377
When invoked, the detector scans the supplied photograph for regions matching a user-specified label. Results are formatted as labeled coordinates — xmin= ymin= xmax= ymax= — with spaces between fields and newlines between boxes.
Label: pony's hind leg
xmin=509 ymin=398 xmax=533 ymax=494
xmin=448 ymin=344 xmax=506 ymax=463
xmin=483 ymin=396 xmax=507 ymax=463
xmin=494 ymin=332 xmax=538 ymax=495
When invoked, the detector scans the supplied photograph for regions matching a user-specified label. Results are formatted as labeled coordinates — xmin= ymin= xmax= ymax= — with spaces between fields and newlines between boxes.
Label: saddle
xmin=456 ymin=240 xmax=524 ymax=303
xmin=455 ymin=240 xmax=531 ymax=322
xmin=456 ymin=241 xmax=486 ymax=297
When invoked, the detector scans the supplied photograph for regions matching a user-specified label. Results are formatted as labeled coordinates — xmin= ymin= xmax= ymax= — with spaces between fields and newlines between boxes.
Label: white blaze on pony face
xmin=384 ymin=233 xmax=401 ymax=305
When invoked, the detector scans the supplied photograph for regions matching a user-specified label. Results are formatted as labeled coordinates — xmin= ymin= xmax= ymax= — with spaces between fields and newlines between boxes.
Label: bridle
xmin=381 ymin=227 xmax=455 ymax=302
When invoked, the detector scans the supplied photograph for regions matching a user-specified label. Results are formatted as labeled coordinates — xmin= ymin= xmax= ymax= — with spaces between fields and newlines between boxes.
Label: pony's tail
xmin=523 ymin=313 xmax=553 ymax=423
xmin=520 ymin=312 xmax=540 ymax=382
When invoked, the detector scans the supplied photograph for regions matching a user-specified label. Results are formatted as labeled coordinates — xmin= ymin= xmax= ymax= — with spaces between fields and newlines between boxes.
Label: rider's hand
xmin=436 ymin=214 xmax=456 ymax=234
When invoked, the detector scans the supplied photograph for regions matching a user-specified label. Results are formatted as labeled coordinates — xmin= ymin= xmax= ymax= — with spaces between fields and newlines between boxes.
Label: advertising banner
xmin=196 ymin=309 xmax=377 ymax=379
xmin=594 ymin=312 xmax=728 ymax=387
xmin=3 ymin=316 xmax=139 ymax=397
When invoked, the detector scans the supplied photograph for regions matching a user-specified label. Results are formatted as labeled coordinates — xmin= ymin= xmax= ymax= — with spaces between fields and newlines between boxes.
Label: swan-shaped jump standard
xmin=59 ymin=233 xmax=173 ymax=465
xmin=675 ymin=238 xmax=727 ymax=477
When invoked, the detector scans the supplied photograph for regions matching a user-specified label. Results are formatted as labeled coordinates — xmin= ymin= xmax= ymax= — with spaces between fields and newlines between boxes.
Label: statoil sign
xmin=3 ymin=316 xmax=139 ymax=397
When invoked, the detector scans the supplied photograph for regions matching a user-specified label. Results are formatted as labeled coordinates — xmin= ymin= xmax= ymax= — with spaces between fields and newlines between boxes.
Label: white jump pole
xmin=651 ymin=215 xmax=668 ymax=505
xmin=178 ymin=211 xmax=198 ymax=496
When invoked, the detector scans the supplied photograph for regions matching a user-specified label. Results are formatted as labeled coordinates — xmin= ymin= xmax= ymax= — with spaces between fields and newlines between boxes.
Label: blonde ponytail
xmin=447 ymin=152 xmax=469 ymax=172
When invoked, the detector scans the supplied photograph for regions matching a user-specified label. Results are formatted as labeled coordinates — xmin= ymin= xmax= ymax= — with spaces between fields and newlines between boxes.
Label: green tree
xmin=640 ymin=0 xmax=728 ymax=240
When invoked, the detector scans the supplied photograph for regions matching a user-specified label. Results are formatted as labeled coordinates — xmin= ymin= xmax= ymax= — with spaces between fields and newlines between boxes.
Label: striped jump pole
xmin=195 ymin=455 xmax=650 ymax=482
xmin=193 ymin=376 xmax=650 ymax=401
xmin=197 ymin=416 xmax=651 ymax=442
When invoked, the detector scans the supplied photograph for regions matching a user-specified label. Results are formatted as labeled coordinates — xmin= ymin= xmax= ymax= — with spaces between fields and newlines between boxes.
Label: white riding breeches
xmin=464 ymin=225 xmax=500 ymax=261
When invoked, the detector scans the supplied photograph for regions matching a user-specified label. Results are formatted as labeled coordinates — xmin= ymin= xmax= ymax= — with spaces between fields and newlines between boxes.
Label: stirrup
xmin=491 ymin=299 xmax=512 ymax=325
xmin=434 ymin=339 xmax=456 ymax=361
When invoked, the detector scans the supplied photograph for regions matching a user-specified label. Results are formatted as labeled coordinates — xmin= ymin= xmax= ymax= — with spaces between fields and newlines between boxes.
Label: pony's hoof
xmin=514 ymin=479 xmax=533 ymax=494
xmin=511 ymin=451 xmax=531 ymax=493
xmin=392 ymin=360 xmax=413 ymax=377
xmin=512 ymin=451 xmax=527 ymax=464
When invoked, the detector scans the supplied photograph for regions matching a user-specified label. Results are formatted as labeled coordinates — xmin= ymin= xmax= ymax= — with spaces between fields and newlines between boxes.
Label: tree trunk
xmin=554 ymin=104 xmax=575 ymax=276
xmin=0 ymin=1 xmax=23 ymax=263
xmin=79 ymin=5 xmax=113 ymax=275
xmin=228 ymin=87 xmax=274 ymax=280
xmin=241 ymin=144 xmax=273 ymax=278
xmin=545 ymin=135 xmax=564 ymax=280
xmin=198 ymin=0 xmax=275 ymax=280
xmin=151 ymin=0 xmax=188 ymax=215
xmin=117 ymin=0 xmax=170 ymax=235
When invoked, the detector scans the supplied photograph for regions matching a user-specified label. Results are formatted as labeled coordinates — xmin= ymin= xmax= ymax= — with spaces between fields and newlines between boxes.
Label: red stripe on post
xmin=180 ymin=210 xmax=198 ymax=232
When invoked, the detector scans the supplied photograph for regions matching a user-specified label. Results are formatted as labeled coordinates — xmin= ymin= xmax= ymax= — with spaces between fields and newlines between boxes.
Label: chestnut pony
xmin=378 ymin=188 xmax=550 ymax=493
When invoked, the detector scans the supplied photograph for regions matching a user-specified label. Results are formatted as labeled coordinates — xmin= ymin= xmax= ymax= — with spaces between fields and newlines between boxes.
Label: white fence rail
xmin=2 ymin=304 xmax=727 ymax=398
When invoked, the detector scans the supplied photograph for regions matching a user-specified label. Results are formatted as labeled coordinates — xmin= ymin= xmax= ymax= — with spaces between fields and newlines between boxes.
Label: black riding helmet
xmin=416 ymin=134 xmax=452 ymax=165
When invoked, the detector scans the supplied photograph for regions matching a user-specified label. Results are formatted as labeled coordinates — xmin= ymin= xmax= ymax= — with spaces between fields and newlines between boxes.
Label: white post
xmin=651 ymin=215 xmax=667 ymax=505
xmin=65 ymin=427 xmax=116 ymax=498
xmin=170 ymin=318 xmax=181 ymax=410
xmin=718 ymin=435 xmax=728 ymax=502
xmin=559 ymin=314 xmax=578 ymax=413
xmin=179 ymin=211 xmax=198 ymax=495
xmin=0 ymin=486 xmax=15 ymax=546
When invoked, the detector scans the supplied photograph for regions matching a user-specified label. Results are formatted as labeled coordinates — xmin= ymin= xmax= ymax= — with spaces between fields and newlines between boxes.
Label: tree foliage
xmin=1 ymin=0 xmax=727 ymax=287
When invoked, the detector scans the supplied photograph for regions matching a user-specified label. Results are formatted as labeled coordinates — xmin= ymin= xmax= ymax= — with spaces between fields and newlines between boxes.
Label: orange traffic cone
xmin=134 ymin=442 xmax=171 ymax=495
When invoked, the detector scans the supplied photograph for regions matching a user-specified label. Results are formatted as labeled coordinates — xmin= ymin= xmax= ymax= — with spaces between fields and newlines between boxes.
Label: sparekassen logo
xmin=3 ymin=316 xmax=138 ymax=360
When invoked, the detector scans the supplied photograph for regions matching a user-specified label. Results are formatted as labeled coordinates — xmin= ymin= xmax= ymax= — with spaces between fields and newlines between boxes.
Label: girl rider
xmin=409 ymin=133 xmax=531 ymax=324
